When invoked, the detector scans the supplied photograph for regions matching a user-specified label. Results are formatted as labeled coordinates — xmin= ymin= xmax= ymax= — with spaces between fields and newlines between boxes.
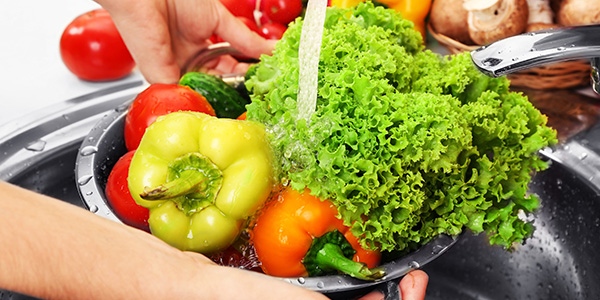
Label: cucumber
xmin=179 ymin=72 xmax=249 ymax=119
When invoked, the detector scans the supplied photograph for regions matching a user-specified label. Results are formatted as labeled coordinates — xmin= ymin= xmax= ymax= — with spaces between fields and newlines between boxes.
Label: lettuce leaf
xmin=245 ymin=2 xmax=557 ymax=252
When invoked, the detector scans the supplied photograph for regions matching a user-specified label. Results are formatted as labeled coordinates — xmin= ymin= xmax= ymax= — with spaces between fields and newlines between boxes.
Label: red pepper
xmin=251 ymin=188 xmax=383 ymax=279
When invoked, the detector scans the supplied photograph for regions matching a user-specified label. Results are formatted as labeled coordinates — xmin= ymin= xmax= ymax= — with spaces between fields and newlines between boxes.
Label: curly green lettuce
xmin=245 ymin=2 xmax=557 ymax=252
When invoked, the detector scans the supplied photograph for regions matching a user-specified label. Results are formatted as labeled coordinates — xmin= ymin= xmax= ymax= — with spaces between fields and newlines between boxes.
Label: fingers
xmin=355 ymin=270 xmax=429 ymax=300
xmin=213 ymin=5 xmax=276 ymax=59
xmin=355 ymin=289 xmax=385 ymax=300
xmin=400 ymin=270 xmax=429 ymax=300
xmin=100 ymin=0 xmax=274 ymax=84
xmin=103 ymin=0 xmax=181 ymax=84
xmin=203 ymin=56 xmax=253 ymax=75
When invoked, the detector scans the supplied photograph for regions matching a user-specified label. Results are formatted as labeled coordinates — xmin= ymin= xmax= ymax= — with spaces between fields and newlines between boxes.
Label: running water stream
xmin=296 ymin=0 xmax=327 ymax=123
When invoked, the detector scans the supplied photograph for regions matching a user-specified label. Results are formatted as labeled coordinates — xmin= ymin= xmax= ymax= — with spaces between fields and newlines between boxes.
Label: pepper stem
xmin=314 ymin=243 xmax=385 ymax=280
xmin=140 ymin=153 xmax=223 ymax=215
xmin=303 ymin=230 xmax=385 ymax=281
xmin=142 ymin=169 xmax=209 ymax=199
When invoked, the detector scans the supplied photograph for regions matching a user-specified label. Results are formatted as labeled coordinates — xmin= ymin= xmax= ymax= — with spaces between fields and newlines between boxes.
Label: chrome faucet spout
xmin=592 ymin=57 xmax=600 ymax=94
xmin=470 ymin=24 xmax=600 ymax=94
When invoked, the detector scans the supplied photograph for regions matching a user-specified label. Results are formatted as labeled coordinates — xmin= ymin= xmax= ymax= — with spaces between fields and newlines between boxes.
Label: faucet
xmin=470 ymin=24 xmax=600 ymax=94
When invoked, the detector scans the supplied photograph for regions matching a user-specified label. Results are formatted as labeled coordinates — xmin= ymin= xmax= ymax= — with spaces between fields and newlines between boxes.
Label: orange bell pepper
xmin=330 ymin=0 xmax=432 ymax=39
xmin=384 ymin=0 xmax=432 ymax=39
xmin=251 ymin=187 xmax=383 ymax=280
xmin=330 ymin=0 xmax=363 ymax=8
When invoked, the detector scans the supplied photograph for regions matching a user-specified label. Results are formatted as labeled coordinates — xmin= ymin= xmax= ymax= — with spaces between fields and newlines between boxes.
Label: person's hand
xmin=0 ymin=181 xmax=427 ymax=299
xmin=0 ymin=181 xmax=326 ymax=299
xmin=94 ymin=0 xmax=275 ymax=84
xmin=399 ymin=270 xmax=429 ymax=300
xmin=358 ymin=270 xmax=429 ymax=300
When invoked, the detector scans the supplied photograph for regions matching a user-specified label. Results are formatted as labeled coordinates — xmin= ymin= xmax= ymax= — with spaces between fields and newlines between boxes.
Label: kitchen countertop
xmin=0 ymin=0 xmax=145 ymax=129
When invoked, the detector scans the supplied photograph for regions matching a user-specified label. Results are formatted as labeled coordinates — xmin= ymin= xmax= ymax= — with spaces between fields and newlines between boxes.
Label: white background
xmin=0 ymin=0 xmax=144 ymax=127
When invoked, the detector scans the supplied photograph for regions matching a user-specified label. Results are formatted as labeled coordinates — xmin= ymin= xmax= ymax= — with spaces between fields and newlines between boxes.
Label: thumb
xmin=400 ymin=270 xmax=429 ymax=300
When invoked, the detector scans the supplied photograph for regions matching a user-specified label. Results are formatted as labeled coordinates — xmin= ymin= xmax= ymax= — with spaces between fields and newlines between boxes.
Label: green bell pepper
xmin=127 ymin=111 xmax=274 ymax=254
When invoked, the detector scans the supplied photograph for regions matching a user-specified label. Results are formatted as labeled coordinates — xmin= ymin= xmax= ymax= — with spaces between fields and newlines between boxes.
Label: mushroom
xmin=557 ymin=0 xmax=600 ymax=26
xmin=464 ymin=0 xmax=529 ymax=45
xmin=429 ymin=0 xmax=474 ymax=45
xmin=526 ymin=0 xmax=558 ymax=32
xmin=527 ymin=0 xmax=554 ymax=24
xmin=526 ymin=22 xmax=559 ymax=32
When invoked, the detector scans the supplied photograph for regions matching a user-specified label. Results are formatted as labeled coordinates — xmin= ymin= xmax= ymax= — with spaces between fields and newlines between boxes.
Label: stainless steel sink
xmin=1 ymin=81 xmax=599 ymax=300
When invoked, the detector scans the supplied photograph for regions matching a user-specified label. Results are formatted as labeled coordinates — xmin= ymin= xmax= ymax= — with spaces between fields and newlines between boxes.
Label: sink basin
xmin=1 ymin=82 xmax=599 ymax=299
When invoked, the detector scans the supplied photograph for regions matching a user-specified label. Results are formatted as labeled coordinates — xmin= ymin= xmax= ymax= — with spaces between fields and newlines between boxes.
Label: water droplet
xmin=528 ymin=32 xmax=536 ymax=36
xmin=529 ymin=48 xmax=536 ymax=52
xmin=431 ymin=245 xmax=444 ymax=255
xmin=80 ymin=145 xmax=98 ymax=156
xmin=316 ymin=281 xmax=324 ymax=289
xmin=115 ymin=103 xmax=129 ymax=112
xmin=408 ymin=261 xmax=420 ymax=269
xmin=89 ymin=204 xmax=98 ymax=213
xmin=62 ymin=114 xmax=70 ymax=121
xmin=85 ymin=191 xmax=93 ymax=196
xmin=512 ymin=57 xmax=519 ymax=62
xmin=77 ymin=175 xmax=93 ymax=186
xmin=557 ymin=47 xmax=566 ymax=51
xmin=297 ymin=277 xmax=305 ymax=284
xmin=25 ymin=140 xmax=46 ymax=152
xmin=579 ymin=152 xmax=588 ymax=160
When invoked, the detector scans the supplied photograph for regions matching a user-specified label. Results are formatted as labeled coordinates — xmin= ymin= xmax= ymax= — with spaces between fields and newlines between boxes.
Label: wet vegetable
xmin=105 ymin=150 xmax=149 ymax=231
xmin=252 ymin=188 xmax=383 ymax=279
xmin=124 ymin=83 xmax=215 ymax=151
xmin=245 ymin=2 xmax=557 ymax=252
xmin=127 ymin=111 xmax=274 ymax=253
xmin=179 ymin=72 xmax=250 ymax=119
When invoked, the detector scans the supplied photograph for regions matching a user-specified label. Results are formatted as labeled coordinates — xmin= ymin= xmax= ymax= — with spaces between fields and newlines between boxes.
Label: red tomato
xmin=209 ymin=34 xmax=224 ymax=44
xmin=60 ymin=9 xmax=135 ymax=81
xmin=124 ymin=84 xmax=216 ymax=150
xmin=261 ymin=0 xmax=303 ymax=25
xmin=220 ymin=0 xmax=256 ymax=20
xmin=258 ymin=22 xmax=287 ymax=40
xmin=105 ymin=151 xmax=149 ymax=231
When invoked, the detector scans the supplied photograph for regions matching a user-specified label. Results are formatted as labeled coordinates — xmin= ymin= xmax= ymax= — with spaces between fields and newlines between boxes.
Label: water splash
xmin=25 ymin=140 xmax=46 ymax=152
xmin=77 ymin=175 xmax=93 ymax=186
xmin=80 ymin=145 xmax=98 ymax=156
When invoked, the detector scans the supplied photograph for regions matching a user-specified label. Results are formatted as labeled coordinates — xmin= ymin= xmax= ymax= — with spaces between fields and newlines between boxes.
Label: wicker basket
xmin=427 ymin=23 xmax=591 ymax=90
